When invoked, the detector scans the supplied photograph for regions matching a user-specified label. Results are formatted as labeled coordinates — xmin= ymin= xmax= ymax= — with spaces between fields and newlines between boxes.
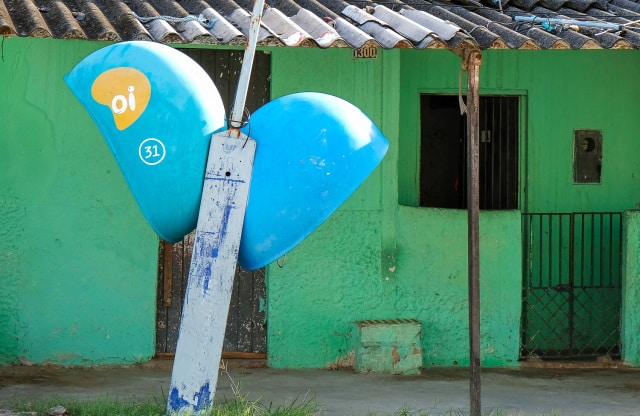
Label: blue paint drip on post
xmin=220 ymin=203 xmax=234 ymax=241
xmin=168 ymin=387 xmax=190 ymax=411
xmin=203 ymin=263 xmax=212 ymax=293
xmin=168 ymin=383 xmax=212 ymax=412
xmin=194 ymin=383 xmax=212 ymax=411
xmin=195 ymin=176 xmax=240 ymax=293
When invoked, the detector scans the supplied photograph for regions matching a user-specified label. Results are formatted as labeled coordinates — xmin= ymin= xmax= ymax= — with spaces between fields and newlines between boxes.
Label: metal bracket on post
xmin=229 ymin=0 xmax=266 ymax=130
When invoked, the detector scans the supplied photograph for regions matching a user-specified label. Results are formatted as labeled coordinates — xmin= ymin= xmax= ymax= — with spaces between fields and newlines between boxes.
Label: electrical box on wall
xmin=573 ymin=129 xmax=602 ymax=184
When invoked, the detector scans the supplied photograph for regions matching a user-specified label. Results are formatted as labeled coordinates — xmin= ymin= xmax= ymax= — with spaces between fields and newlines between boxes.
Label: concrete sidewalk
xmin=1 ymin=360 xmax=640 ymax=415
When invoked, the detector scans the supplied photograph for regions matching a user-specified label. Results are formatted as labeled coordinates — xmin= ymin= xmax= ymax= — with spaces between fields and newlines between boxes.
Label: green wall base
xmin=355 ymin=319 xmax=422 ymax=375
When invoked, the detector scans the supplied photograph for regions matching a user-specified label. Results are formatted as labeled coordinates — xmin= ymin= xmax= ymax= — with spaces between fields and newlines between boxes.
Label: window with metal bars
xmin=419 ymin=95 xmax=519 ymax=210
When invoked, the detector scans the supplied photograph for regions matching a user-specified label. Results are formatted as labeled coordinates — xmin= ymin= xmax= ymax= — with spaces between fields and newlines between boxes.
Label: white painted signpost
xmin=167 ymin=136 xmax=255 ymax=413
xmin=167 ymin=0 xmax=264 ymax=413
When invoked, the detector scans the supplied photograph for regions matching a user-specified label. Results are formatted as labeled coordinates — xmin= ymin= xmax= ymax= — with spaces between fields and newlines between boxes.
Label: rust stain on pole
xmin=465 ymin=49 xmax=482 ymax=416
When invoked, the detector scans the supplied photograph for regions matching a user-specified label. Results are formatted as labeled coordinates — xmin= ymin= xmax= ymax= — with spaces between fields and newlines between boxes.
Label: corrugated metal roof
xmin=2 ymin=0 xmax=640 ymax=50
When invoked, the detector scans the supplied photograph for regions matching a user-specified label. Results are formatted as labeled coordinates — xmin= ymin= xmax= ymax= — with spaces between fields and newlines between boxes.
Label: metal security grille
xmin=521 ymin=212 xmax=622 ymax=360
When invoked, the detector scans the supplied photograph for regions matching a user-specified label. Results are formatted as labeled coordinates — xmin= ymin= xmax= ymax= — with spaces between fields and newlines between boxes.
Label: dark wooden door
xmin=155 ymin=48 xmax=270 ymax=357
xmin=156 ymin=236 xmax=267 ymax=356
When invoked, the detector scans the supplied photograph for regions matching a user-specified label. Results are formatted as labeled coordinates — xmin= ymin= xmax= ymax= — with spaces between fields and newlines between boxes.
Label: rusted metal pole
xmin=466 ymin=49 xmax=482 ymax=416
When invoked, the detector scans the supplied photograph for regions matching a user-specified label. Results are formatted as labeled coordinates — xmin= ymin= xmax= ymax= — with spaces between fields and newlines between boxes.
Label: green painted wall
xmin=3 ymin=38 xmax=640 ymax=369
xmin=267 ymin=48 xmax=640 ymax=369
xmin=622 ymin=210 xmax=640 ymax=366
xmin=0 ymin=38 xmax=158 ymax=365
xmin=267 ymin=48 xmax=521 ymax=368
xmin=398 ymin=49 xmax=640 ymax=213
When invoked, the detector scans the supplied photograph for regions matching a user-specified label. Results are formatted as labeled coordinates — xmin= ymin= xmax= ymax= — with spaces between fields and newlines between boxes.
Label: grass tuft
xmin=10 ymin=362 xmax=319 ymax=416
xmin=12 ymin=396 xmax=165 ymax=415
xmin=11 ymin=395 xmax=319 ymax=416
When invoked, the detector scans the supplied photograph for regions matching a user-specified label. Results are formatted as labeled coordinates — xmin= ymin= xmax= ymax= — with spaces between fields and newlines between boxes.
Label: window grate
xmin=420 ymin=95 xmax=519 ymax=210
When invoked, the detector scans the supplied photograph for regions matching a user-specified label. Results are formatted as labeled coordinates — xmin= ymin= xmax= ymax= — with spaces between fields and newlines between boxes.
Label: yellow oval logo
xmin=91 ymin=68 xmax=151 ymax=130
